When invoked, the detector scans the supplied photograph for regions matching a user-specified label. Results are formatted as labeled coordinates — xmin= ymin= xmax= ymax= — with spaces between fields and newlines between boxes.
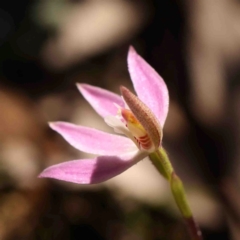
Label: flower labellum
xmin=120 ymin=86 xmax=162 ymax=151
xmin=120 ymin=108 xmax=153 ymax=151
xmin=39 ymin=46 xmax=169 ymax=184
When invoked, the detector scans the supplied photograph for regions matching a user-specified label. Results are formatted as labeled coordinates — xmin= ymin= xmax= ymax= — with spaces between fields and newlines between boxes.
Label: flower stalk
xmin=149 ymin=148 xmax=203 ymax=240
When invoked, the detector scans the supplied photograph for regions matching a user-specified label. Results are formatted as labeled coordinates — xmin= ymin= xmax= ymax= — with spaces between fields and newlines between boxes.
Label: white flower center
xmin=104 ymin=105 xmax=155 ymax=152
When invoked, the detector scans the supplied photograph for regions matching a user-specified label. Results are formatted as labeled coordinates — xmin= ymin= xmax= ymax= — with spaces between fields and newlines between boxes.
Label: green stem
xmin=149 ymin=147 xmax=203 ymax=240
xmin=170 ymin=172 xmax=203 ymax=240
xmin=185 ymin=216 xmax=203 ymax=240
xmin=149 ymin=147 xmax=173 ymax=180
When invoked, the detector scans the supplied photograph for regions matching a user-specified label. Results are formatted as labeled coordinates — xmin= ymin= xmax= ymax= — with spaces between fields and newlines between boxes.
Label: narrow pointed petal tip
xmin=38 ymin=151 xmax=148 ymax=184
xmin=129 ymin=45 xmax=137 ymax=55
xmin=49 ymin=121 xmax=136 ymax=155
xmin=76 ymin=83 xmax=124 ymax=118
xmin=127 ymin=46 xmax=169 ymax=127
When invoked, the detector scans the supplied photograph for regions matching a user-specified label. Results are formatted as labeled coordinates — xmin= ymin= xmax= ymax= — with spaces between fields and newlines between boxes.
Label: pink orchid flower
xmin=39 ymin=46 xmax=169 ymax=184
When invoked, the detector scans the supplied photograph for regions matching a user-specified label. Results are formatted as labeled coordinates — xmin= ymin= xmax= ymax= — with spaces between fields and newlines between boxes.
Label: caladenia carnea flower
xmin=39 ymin=46 xmax=169 ymax=184
xmin=39 ymin=46 xmax=203 ymax=240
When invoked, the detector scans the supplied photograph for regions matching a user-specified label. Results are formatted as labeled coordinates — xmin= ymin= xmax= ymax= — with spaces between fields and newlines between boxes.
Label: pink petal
xmin=77 ymin=83 xmax=124 ymax=118
xmin=50 ymin=122 xmax=136 ymax=155
xmin=127 ymin=46 xmax=169 ymax=127
xmin=39 ymin=151 xmax=148 ymax=184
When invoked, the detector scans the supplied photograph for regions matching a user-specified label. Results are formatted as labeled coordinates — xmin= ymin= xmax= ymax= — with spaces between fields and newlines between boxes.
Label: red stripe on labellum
xmin=136 ymin=134 xmax=152 ymax=150
xmin=120 ymin=86 xmax=162 ymax=150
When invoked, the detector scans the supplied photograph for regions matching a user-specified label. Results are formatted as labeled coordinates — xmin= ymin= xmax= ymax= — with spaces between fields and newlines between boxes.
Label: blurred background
xmin=0 ymin=0 xmax=240 ymax=239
